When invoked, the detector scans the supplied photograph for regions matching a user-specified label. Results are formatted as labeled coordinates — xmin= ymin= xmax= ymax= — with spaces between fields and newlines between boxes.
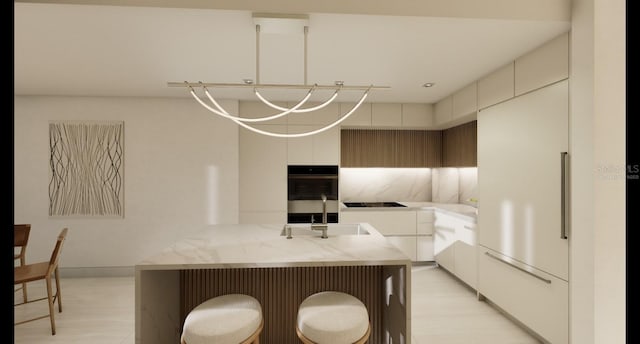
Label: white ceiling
xmin=14 ymin=2 xmax=570 ymax=103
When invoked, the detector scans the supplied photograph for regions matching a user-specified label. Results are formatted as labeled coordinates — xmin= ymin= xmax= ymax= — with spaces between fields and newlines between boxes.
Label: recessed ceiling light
xmin=422 ymin=83 xmax=435 ymax=88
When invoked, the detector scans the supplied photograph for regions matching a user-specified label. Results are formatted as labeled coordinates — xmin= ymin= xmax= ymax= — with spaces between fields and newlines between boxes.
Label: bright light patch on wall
xmin=500 ymin=200 xmax=514 ymax=256
xmin=524 ymin=204 xmax=535 ymax=264
xmin=207 ymin=166 xmax=220 ymax=224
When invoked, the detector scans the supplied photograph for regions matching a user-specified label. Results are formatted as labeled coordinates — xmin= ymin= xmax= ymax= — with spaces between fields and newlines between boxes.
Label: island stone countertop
xmin=135 ymin=223 xmax=412 ymax=344
xmin=136 ymin=223 xmax=409 ymax=270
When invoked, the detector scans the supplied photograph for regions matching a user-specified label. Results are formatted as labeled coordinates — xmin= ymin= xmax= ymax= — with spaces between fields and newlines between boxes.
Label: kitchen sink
xmin=280 ymin=223 xmax=369 ymax=237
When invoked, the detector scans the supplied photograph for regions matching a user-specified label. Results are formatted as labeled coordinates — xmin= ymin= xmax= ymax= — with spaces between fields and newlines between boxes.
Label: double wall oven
xmin=287 ymin=165 xmax=339 ymax=223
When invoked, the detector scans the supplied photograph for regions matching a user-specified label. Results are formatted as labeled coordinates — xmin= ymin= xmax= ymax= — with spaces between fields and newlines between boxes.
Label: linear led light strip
xmin=170 ymin=13 xmax=387 ymax=138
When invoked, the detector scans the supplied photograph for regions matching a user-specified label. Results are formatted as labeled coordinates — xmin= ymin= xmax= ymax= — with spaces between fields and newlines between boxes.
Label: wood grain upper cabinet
xmin=515 ymin=32 xmax=569 ymax=96
xmin=452 ymin=82 xmax=477 ymax=120
xmin=371 ymin=103 xmax=402 ymax=127
xmin=478 ymin=62 xmax=515 ymax=110
xmin=442 ymin=121 xmax=477 ymax=167
xmin=341 ymin=129 xmax=441 ymax=167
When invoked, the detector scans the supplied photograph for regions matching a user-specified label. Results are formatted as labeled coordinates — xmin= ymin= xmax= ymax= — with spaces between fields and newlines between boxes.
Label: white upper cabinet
xmin=434 ymin=96 xmax=453 ymax=125
xmin=311 ymin=126 xmax=340 ymax=165
xmin=286 ymin=125 xmax=314 ymax=164
xmin=452 ymin=82 xmax=477 ymax=120
xmin=339 ymin=102 xmax=372 ymax=127
xmin=240 ymin=101 xmax=288 ymax=125
xmin=478 ymin=62 xmax=515 ymax=110
xmin=287 ymin=125 xmax=340 ymax=165
xmin=371 ymin=103 xmax=402 ymax=127
xmin=401 ymin=103 xmax=434 ymax=128
xmin=239 ymin=123 xmax=287 ymax=223
xmin=287 ymin=102 xmax=340 ymax=126
xmin=515 ymin=32 xmax=569 ymax=96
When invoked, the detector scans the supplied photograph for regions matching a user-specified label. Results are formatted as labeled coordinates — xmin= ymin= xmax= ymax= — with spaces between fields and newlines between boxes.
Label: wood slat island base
xmin=136 ymin=224 xmax=411 ymax=344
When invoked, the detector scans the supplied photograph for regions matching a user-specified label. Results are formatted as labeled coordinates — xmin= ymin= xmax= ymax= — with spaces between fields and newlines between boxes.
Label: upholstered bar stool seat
xmin=181 ymin=294 xmax=263 ymax=344
xmin=296 ymin=291 xmax=371 ymax=344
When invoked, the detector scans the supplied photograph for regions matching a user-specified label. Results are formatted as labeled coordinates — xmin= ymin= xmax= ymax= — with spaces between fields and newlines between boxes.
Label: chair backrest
xmin=14 ymin=224 xmax=31 ymax=248
xmin=47 ymin=228 xmax=69 ymax=275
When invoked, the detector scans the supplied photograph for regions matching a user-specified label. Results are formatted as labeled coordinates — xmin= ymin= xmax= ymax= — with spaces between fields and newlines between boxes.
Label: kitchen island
xmin=135 ymin=223 xmax=411 ymax=344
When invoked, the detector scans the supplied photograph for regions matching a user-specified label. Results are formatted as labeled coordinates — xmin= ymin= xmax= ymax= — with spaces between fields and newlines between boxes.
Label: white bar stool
xmin=181 ymin=294 xmax=263 ymax=344
xmin=296 ymin=291 xmax=371 ymax=344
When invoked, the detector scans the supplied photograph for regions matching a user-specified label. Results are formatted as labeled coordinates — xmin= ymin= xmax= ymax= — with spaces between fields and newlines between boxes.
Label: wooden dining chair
xmin=14 ymin=227 xmax=68 ymax=335
xmin=14 ymin=224 xmax=32 ymax=303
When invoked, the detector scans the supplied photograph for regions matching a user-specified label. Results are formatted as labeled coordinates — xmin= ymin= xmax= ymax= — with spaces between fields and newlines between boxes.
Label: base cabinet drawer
xmin=454 ymin=242 xmax=477 ymax=289
xmin=340 ymin=211 xmax=416 ymax=235
xmin=386 ymin=236 xmax=417 ymax=261
xmin=478 ymin=246 xmax=568 ymax=344
xmin=417 ymin=235 xmax=434 ymax=261
xmin=434 ymin=240 xmax=454 ymax=272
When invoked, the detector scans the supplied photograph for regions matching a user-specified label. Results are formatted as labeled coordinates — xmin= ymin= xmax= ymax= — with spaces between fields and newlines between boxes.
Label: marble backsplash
xmin=340 ymin=168 xmax=432 ymax=202
xmin=341 ymin=167 xmax=477 ymax=206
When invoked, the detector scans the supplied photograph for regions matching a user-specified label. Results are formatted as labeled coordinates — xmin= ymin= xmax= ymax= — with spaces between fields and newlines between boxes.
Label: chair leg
xmin=21 ymin=256 xmax=27 ymax=303
xmin=46 ymin=276 xmax=56 ymax=335
xmin=55 ymin=267 xmax=62 ymax=312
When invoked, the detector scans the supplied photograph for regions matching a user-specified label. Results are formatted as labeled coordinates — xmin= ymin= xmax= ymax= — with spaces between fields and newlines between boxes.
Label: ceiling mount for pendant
xmin=168 ymin=13 xmax=389 ymax=138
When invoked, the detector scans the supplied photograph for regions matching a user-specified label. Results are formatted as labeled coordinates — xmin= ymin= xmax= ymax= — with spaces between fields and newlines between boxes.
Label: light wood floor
xmin=13 ymin=266 xmax=539 ymax=343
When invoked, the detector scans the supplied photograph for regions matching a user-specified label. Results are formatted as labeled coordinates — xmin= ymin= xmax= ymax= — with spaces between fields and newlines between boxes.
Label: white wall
xmin=14 ymin=96 xmax=239 ymax=271
xmin=570 ymin=0 xmax=626 ymax=342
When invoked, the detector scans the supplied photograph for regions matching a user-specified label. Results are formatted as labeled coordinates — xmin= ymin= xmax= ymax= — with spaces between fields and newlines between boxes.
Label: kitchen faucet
xmin=311 ymin=194 xmax=328 ymax=238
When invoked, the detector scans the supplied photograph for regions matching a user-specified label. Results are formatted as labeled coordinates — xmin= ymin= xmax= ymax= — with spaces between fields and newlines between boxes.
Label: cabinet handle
xmin=484 ymin=252 xmax=551 ymax=284
xmin=463 ymin=225 xmax=474 ymax=230
xmin=560 ymin=152 xmax=569 ymax=239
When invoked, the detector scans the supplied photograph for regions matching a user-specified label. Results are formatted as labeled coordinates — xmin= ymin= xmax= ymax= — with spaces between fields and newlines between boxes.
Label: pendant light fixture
xmin=168 ymin=13 xmax=389 ymax=138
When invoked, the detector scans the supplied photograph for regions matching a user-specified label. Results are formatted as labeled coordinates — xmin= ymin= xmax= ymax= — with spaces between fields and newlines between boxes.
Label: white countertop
xmin=340 ymin=201 xmax=478 ymax=223
xmin=136 ymin=223 xmax=410 ymax=270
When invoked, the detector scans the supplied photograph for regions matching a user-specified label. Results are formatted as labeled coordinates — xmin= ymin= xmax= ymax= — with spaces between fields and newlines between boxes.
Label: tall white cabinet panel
xmin=477 ymin=80 xmax=568 ymax=343
xmin=478 ymin=80 xmax=569 ymax=280
xmin=477 ymin=62 xmax=515 ymax=109
xmin=514 ymin=32 xmax=569 ymax=96
xmin=239 ymin=124 xmax=287 ymax=224
xmin=478 ymin=247 xmax=568 ymax=344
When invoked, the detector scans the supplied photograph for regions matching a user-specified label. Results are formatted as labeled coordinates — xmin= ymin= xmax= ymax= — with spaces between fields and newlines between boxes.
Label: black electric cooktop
xmin=343 ymin=202 xmax=407 ymax=208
